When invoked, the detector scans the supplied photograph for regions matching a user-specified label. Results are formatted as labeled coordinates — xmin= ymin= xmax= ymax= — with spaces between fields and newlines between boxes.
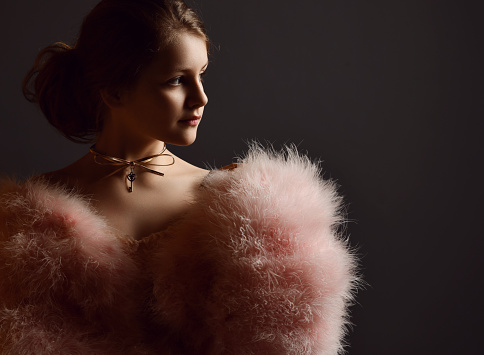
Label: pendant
xmin=127 ymin=165 xmax=137 ymax=192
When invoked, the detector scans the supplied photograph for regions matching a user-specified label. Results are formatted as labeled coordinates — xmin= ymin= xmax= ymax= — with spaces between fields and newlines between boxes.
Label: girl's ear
xmin=100 ymin=89 xmax=123 ymax=109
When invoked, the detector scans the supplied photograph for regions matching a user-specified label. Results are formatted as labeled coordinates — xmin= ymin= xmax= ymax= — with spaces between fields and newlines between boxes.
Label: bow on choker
xmin=89 ymin=143 xmax=175 ymax=192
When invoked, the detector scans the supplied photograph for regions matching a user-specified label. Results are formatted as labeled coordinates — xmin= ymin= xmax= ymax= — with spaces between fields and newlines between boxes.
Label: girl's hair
xmin=23 ymin=0 xmax=208 ymax=143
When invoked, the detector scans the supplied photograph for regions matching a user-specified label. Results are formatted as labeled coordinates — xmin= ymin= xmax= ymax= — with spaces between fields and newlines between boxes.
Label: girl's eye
xmin=168 ymin=76 xmax=183 ymax=86
xmin=167 ymin=72 xmax=206 ymax=86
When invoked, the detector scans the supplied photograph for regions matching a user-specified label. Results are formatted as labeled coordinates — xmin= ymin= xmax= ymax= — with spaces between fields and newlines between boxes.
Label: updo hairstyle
xmin=23 ymin=0 xmax=208 ymax=143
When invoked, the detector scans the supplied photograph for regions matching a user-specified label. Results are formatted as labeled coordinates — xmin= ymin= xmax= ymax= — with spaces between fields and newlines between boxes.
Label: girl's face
xmin=114 ymin=32 xmax=208 ymax=146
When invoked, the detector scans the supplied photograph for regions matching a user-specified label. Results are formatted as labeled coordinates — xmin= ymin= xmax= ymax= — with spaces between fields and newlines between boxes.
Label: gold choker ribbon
xmin=89 ymin=143 xmax=175 ymax=192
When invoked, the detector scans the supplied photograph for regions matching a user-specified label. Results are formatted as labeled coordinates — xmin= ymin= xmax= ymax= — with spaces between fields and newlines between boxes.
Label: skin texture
xmin=42 ymin=32 xmax=211 ymax=240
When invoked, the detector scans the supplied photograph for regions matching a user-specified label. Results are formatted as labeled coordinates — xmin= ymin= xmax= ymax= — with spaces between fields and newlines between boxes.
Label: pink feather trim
xmin=0 ymin=146 xmax=359 ymax=354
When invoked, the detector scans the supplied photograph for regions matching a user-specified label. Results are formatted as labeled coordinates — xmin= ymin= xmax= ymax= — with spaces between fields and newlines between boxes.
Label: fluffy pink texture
xmin=0 ymin=305 xmax=138 ymax=355
xmin=0 ymin=179 xmax=143 ymax=353
xmin=147 ymin=146 xmax=359 ymax=354
xmin=0 ymin=146 xmax=359 ymax=354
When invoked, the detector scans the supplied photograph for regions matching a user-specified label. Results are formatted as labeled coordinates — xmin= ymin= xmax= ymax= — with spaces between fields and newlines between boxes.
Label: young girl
xmin=0 ymin=0 xmax=358 ymax=354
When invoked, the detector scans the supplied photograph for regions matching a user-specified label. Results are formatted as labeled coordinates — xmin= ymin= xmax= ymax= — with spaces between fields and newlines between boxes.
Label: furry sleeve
xmin=147 ymin=147 xmax=359 ymax=355
xmin=0 ymin=179 xmax=143 ymax=355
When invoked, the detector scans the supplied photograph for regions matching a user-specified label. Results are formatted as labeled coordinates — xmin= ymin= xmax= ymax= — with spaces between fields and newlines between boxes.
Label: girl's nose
xmin=187 ymin=80 xmax=208 ymax=109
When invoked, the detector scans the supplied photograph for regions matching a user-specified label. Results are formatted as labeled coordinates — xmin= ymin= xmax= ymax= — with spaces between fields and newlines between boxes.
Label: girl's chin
xmin=164 ymin=134 xmax=198 ymax=147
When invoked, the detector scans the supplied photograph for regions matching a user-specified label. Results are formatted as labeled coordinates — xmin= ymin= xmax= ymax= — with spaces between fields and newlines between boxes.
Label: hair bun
xmin=23 ymin=41 xmax=94 ymax=142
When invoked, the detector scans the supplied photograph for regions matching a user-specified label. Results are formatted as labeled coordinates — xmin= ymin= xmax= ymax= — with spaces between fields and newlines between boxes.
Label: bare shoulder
xmin=31 ymin=154 xmax=92 ymax=190
xmin=35 ymin=169 xmax=71 ymax=184
xmin=31 ymin=169 xmax=71 ymax=188
xmin=168 ymin=155 xmax=210 ymax=183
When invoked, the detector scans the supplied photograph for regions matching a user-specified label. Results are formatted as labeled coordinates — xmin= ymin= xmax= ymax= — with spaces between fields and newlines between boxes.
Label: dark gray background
xmin=1 ymin=1 xmax=483 ymax=354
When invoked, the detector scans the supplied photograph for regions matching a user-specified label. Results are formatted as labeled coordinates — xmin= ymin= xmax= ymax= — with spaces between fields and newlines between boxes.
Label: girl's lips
xmin=179 ymin=116 xmax=201 ymax=126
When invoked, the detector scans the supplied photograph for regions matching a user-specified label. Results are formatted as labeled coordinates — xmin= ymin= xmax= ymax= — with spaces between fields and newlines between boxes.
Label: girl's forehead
xmin=148 ymin=33 xmax=208 ymax=73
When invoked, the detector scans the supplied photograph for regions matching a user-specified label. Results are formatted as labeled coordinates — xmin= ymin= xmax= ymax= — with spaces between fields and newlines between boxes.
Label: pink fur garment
xmin=0 ymin=146 xmax=359 ymax=354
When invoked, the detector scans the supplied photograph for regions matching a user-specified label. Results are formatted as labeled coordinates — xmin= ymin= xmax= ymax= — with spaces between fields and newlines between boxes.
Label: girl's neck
xmin=94 ymin=131 xmax=166 ymax=162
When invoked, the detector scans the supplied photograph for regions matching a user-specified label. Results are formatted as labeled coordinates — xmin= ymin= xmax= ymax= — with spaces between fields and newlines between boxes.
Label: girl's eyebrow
xmin=172 ymin=62 xmax=209 ymax=73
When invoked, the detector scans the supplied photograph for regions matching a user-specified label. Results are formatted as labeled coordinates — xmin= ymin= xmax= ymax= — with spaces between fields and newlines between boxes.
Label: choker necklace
xmin=89 ymin=143 xmax=175 ymax=192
